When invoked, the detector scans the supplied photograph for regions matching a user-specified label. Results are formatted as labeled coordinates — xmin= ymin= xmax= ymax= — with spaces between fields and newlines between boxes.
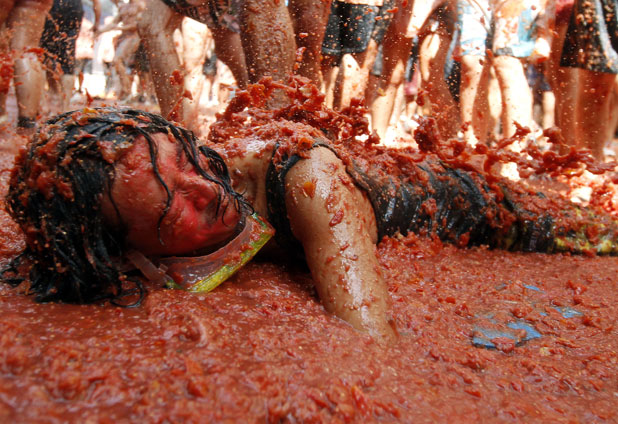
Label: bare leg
xmin=210 ymin=27 xmax=248 ymax=89
xmin=546 ymin=21 xmax=576 ymax=146
xmin=541 ymin=90 xmax=555 ymax=129
xmin=113 ymin=34 xmax=140 ymax=100
xmin=180 ymin=17 xmax=208 ymax=130
xmin=239 ymin=0 xmax=296 ymax=105
xmin=321 ymin=54 xmax=338 ymax=108
xmin=370 ymin=0 xmax=447 ymax=140
xmin=389 ymin=81 xmax=405 ymax=129
xmin=486 ymin=67 xmax=502 ymax=139
xmin=336 ymin=39 xmax=380 ymax=109
xmin=370 ymin=29 xmax=413 ymax=140
xmin=8 ymin=0 xmax=53 ymax=130
xmin=137 ymin=0 xmax=184 ymax=122
xmin=418 ymin=25 xmax=459 ymax=139
xmin=370 ymin=0 xmax=413 ymax=141
xmin=493 ymin=55 xmax=532 ymax=143
xmin=459 ymin=54 xmax=490 ymax=145
xmin=285 ymin=147 xmax=396 ymax=342
xmin=575 ymin=69 xmax=616 ymax=159
xmin=333 ymin=54 xmax=356 ymax=109
xmin=555 ymin=67 xmax=577 ymax=146
xmin=288 ymin=0 xmax=331 ymax=85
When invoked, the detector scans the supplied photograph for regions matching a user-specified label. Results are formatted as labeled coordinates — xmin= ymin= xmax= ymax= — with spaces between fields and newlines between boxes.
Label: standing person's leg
xmin=239 ymin=0 xmax=296 ymax=84
xmin=137 ymin=0 xmax=185 ymax=123
xmin=491 ymin=1 xmax=543 ymax=143
xmin=418 ymin=16 xmax=459 ymax=139
xmin=335 ymin=1 xmax=393 ymax=109
xmin=546 ymin=10 xmax=576 ymax=146
xmin=369 ymin=35 xmax=412 ymax=141
xmin=493 ymin=55 xmax=532 ymax=141
xmin=558 ymin=0 xmax=618 ymax=158
xmin=54 ymin=0 xmax=83 ymax=112
xmin=40 ymin=6 xmax=63 ymax=114
xmin=459 ymin=54 xmax=490 ymax=145
xmin=575 ymin=70 xmax=616 ymax=158
xmin=320 ymin=54 xmax=338 ymax=108
xmin=370 ymin=0 xmax=447 ymax=140
xmin=8 ymin=0 xmax=53 ymax=132
xmin=288 ymin=0 xmax=331 ymax=85
xmin=456 ymin=0 xmax=491 ymax=145
xmin=554 ymin=71 xmax=578 ymax=147
xmin=181 ymin=17 xmax=208 ymax=130
xmin=338 ymin=39 xmax=381 ymax=109
xmin=113 ymin=35 xmax=140 ymax=100
xmin=209 ymin=26 xmax=248 ymax=89
xmin=541 ymin=86 xmax=555 ymax=129
xmin=485 ymin=65 xmax=502 ymax=139
xmin=370 ymin=0 xmax=413 ymax=140
xmin=319 ymin=0 xmax=341 ymax=108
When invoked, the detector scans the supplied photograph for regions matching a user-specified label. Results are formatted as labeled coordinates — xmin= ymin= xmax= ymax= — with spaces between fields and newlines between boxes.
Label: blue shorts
xmin=456 ymin=0 xmax=539 ymax=58
xmin=457 ymin=0 xmax=490 ymax=56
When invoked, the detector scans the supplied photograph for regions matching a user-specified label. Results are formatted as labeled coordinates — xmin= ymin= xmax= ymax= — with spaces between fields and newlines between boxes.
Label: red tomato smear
xmin=0 ymin=79 xmax=616 ymax=422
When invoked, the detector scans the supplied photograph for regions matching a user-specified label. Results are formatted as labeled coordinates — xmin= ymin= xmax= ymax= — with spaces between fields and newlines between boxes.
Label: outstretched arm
xmin=284 ymin=147 xmax=397 ymax=343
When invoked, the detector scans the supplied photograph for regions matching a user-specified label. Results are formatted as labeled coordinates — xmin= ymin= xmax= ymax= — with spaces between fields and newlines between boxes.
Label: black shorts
xmin=40 ymin=0 xmax=84 ymax=75
xmin=321 ymin=2 xmax=381 ymax=56
xmin=560 ymin=0 xmax=618 ymax=74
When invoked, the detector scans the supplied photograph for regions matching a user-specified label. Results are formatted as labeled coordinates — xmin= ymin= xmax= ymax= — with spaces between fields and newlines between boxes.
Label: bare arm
xmin=284 ymin=147 xmax=397 ymax=343
xmin=92 ymin=0 xmax=101 ymax=32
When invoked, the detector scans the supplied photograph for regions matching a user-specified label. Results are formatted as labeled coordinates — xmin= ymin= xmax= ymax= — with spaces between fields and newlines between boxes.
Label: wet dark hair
xmin=3 ymin=107 xmax=247 ymax=304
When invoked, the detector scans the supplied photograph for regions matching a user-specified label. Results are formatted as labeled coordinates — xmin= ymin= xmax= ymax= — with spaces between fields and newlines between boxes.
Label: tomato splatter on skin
xmin=329 ymin=209 xmax=344 ymax=227
xmin=170 ymin=69 xmax=184 ymax=86
xmin=0 ymin=78 xmax=617 ymax=421
xmin=301 ymin=180 xmax=315 ymax=198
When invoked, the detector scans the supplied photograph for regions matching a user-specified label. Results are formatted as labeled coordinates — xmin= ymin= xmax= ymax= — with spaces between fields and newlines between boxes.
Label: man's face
xmin=102 ymin=132 xmax=242 ymax=256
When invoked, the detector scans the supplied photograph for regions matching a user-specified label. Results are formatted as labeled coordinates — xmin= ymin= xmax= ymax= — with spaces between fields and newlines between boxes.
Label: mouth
xmin=152 ymin=213 xmax=275 ymax=292
xmin=195 ymin=189 xmax=246 ymax=250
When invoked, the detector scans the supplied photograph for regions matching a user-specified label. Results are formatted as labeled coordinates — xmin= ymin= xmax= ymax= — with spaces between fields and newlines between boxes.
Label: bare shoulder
xmin=216 ymin=138 xmax=276 ymax=218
